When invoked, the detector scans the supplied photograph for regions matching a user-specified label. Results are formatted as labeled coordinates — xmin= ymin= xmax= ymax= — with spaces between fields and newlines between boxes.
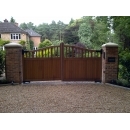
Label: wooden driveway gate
xmin=23 ymin=43 xmax=102 ymax=81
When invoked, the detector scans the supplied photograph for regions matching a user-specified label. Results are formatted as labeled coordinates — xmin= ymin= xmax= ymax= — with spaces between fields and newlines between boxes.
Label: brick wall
xmin=30 ymin=36 xmax=41 ymax=47
xmin=102 ymin=43 xmax=118 ymax=83
xmin=5 ymin=43 xmax=23 ymax=83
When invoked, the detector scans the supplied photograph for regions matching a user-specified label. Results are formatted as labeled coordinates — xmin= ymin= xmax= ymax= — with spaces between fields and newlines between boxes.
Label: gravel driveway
xmin=0 ymin=81 xmax=130 ymax=113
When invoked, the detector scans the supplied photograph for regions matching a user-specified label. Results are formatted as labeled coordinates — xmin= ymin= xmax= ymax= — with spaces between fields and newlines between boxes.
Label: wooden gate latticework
xmin=23 ymin=43 xmax=102 ymax=81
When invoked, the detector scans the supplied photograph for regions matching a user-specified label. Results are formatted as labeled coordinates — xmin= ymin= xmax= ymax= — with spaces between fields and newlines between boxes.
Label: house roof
xmin=0 ymin=22 xmax=27 ymax=34
xmin=25 ymin=29 xmax=41 ymax=37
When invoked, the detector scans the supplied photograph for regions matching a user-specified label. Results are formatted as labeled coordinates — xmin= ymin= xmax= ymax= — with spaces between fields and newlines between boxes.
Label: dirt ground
xmin=0 ymin=81 xmax=130 ymax=113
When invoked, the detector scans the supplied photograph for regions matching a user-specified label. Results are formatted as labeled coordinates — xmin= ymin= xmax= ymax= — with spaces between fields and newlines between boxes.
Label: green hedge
xmin=118 ymin=49 xmax=130 ymax=83
xmin=0 ymin=50 xmax=5 ymax=76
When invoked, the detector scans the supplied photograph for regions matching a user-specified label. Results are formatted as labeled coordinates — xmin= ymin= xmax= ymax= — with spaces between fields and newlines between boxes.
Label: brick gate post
xmin=102 ymin=43 xmax=118 ymax=83
xmin=5 ymin=43 xmax=23 ymax=84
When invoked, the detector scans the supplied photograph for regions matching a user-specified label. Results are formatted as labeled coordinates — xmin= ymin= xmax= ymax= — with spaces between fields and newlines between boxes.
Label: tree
xmin=10 ymin=17 xmax=15 ymax=23
xmin=20 ymin=22 xmax=36 ymax=30
xmin=63 ymin=19 xmax=82 ymax=44
xmin=57 ymin=21 xmax=66 ymax=41
xmin=27 ymin=22 xmax=36 ymax=30
xmin=111 ymin=16 xmax=130 ymax=49
xmin=78 ymin=16 xmax=110 ymax=49
xmin=69 ymin=18 xmax=75 ymax=25
xmin=20 ymin=23 xmax=28 ymax=30
xmin=36 ymin=23 xmax=51 ymax=41
xmin=63 ymin=27 xmax=79 ymax=44
xmin=38 ymin=39 xmax=52 ymax=48
xmin=49 ymin=21 xmax=58 ymax=41
xmin=78 ymin=17 xmax=93 ymax=48
xmin=90 ymin=21 xmax=109 ymax=49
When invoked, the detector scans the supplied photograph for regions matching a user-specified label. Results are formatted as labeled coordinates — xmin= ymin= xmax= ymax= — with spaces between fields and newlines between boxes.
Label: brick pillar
xmin=102 ymin=43 xmax=118 ymax=83
xmin=5 ymin=43 xmax=23 ymax=84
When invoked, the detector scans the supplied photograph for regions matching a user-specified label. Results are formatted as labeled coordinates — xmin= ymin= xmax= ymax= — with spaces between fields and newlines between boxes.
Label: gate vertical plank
xmin=60 ymin=43 xmax=64 ymax=80
xmin=23 ymin=44 xmax=102 ymax=81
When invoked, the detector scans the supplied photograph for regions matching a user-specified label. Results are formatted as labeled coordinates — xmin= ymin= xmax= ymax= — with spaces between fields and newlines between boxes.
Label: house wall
xmin=1 ymin=33 xmax=29 ymax=43
xmin=30 ymin=36 xmax=41 ymax=47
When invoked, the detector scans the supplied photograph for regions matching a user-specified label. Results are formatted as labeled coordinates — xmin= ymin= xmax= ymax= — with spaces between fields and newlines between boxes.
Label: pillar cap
xmin=4 ymin=43 xmax=22 ymax=48
xmin=102 ymin=42 xmax=118 ymax=47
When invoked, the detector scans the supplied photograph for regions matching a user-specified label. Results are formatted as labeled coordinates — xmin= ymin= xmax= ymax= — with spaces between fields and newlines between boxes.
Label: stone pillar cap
xmin=102 ymin=42 xmax=118 ymax=47
xmin=4 ymin=42 xmax=22 ymax=48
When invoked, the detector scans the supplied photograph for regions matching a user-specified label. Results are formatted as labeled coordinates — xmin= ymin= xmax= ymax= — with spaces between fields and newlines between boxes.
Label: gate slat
xmin=23 ymin=43 xmax=102 ymax=81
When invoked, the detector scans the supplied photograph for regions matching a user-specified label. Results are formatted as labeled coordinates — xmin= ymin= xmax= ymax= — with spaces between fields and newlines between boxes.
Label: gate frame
xmin=4 ymin=42 xmax=118 ymax=84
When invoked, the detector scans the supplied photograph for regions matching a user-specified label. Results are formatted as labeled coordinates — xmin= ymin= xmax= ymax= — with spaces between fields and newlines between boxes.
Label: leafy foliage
xmin=63 ymin=19 xmax=82 ymax=44
xmin=20 ymin=22 xmax=36 ymax=30
xmin=29 ymin=40 xmax=34 ymax=50
xmin=52 ymin=40 xmax=62 ymax=46
xmin=19 ymin=40 xmax=26 ymax=46
xmin=78 ymin=16 xmax=109 ymax=49
xmin=0 ymin=50 xmax=5 ymax=76
xmin=0 ymin=39 xmax=10 ymax=46
xmin=20 ymin=23 xmax=28 ymax=30
xmin=119 ymin=49 xmax=130 ymax=83
xmin=38 ymin=39 xmax=52 ymax=48
xmin=10 ymin=17 xmax=15 ymax=23
xmin=111 ymin=16 xmax=130 ymax=49
xmin=19 ymin=40 xmax=26 ymax=50
xmin=36 ymin=48 xmax=55 ymax=58
xmin=78 ymin=22 xmax=92 ymax=48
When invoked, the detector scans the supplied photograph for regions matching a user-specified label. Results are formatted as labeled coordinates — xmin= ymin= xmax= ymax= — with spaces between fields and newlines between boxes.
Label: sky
xmin=1 ymin=0 xmax=130 ymax=26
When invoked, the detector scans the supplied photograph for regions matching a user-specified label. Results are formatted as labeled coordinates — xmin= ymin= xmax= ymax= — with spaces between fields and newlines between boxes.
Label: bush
xmin=0 ymin=78 xmax=11 ymax=84
xmin=119 ymin=49 xmax=130 ymax=83
xmin=52 ymin=40 xmax=62 ymax=46
xmin=0 ymin=39 xmax=10 ymax=46
xmin=29 ymin=40 xmax=34 ymax=50
xmin=36 ymin=48 xmax=55 ymax=57
xmin=19 ymin=40 xmax=26 ymax=46
xmin=110 ymin=79 xmax=130 ymax=88
xmin=0 ymin=50 xmax=5 ymax=76
xmin=38 ymin=39 xmax=53 ymax=48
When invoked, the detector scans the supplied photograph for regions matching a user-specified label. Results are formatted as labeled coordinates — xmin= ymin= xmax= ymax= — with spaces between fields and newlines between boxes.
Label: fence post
xmin=5 ymin=43 xmax=23 ymax=84
xmin=60 ymin=42 xmax=64 ymax=80
xmin=102 ymin=42 xmax=118 ymax=83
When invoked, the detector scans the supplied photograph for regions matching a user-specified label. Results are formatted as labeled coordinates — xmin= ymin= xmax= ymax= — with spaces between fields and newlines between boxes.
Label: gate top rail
xmin=23 ymin=44 xmax=102 ymax=58
xmin=64 ymin=44 xmax=102 ymax=58
xmin=23 ymin=45 xmax=60 ymax=58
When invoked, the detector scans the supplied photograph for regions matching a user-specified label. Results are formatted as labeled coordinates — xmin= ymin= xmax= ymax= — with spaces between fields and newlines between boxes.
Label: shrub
xmin=36 ymin=48 xmax=54 ymax=57
xmin=119 ymin=49 xmax=130 ymax=83
xmin=52 ymin=40 xmax=62 ymax=46
xmin=19 ymin=40 xmax=26 ymax=50
xmin=38 ymin=39 xmax=53 ymax=48
xmin=0 ymin=50 xmax=5 ymax=76
xmin=29 ymin=40 xmax=34 ymax=50
xmin=0 ymin=39 xmax=10 ymax=46
xmin=19 ymin=40 xmax=26 ymax=46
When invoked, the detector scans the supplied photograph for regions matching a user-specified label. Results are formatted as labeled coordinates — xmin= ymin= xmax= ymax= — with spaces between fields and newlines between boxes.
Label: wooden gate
xmin=23 ymin=43 xmax=102 ymax=81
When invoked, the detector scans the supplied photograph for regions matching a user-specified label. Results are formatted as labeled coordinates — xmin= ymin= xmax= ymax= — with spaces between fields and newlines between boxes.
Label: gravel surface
xmin=0 ymin=81 xmax=130 ymax=113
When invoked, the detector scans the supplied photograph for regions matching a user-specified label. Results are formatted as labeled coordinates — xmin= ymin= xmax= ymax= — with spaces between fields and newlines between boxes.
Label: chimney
xmin=4 ymin=19 xmax=8 ymax=22
xmin=15 ymin=22 xmax=18 ymax=26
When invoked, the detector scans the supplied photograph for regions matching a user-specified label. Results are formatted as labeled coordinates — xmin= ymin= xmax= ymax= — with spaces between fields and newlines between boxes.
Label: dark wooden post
xmin=60 ymin=42 xmax=64 ymax=80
